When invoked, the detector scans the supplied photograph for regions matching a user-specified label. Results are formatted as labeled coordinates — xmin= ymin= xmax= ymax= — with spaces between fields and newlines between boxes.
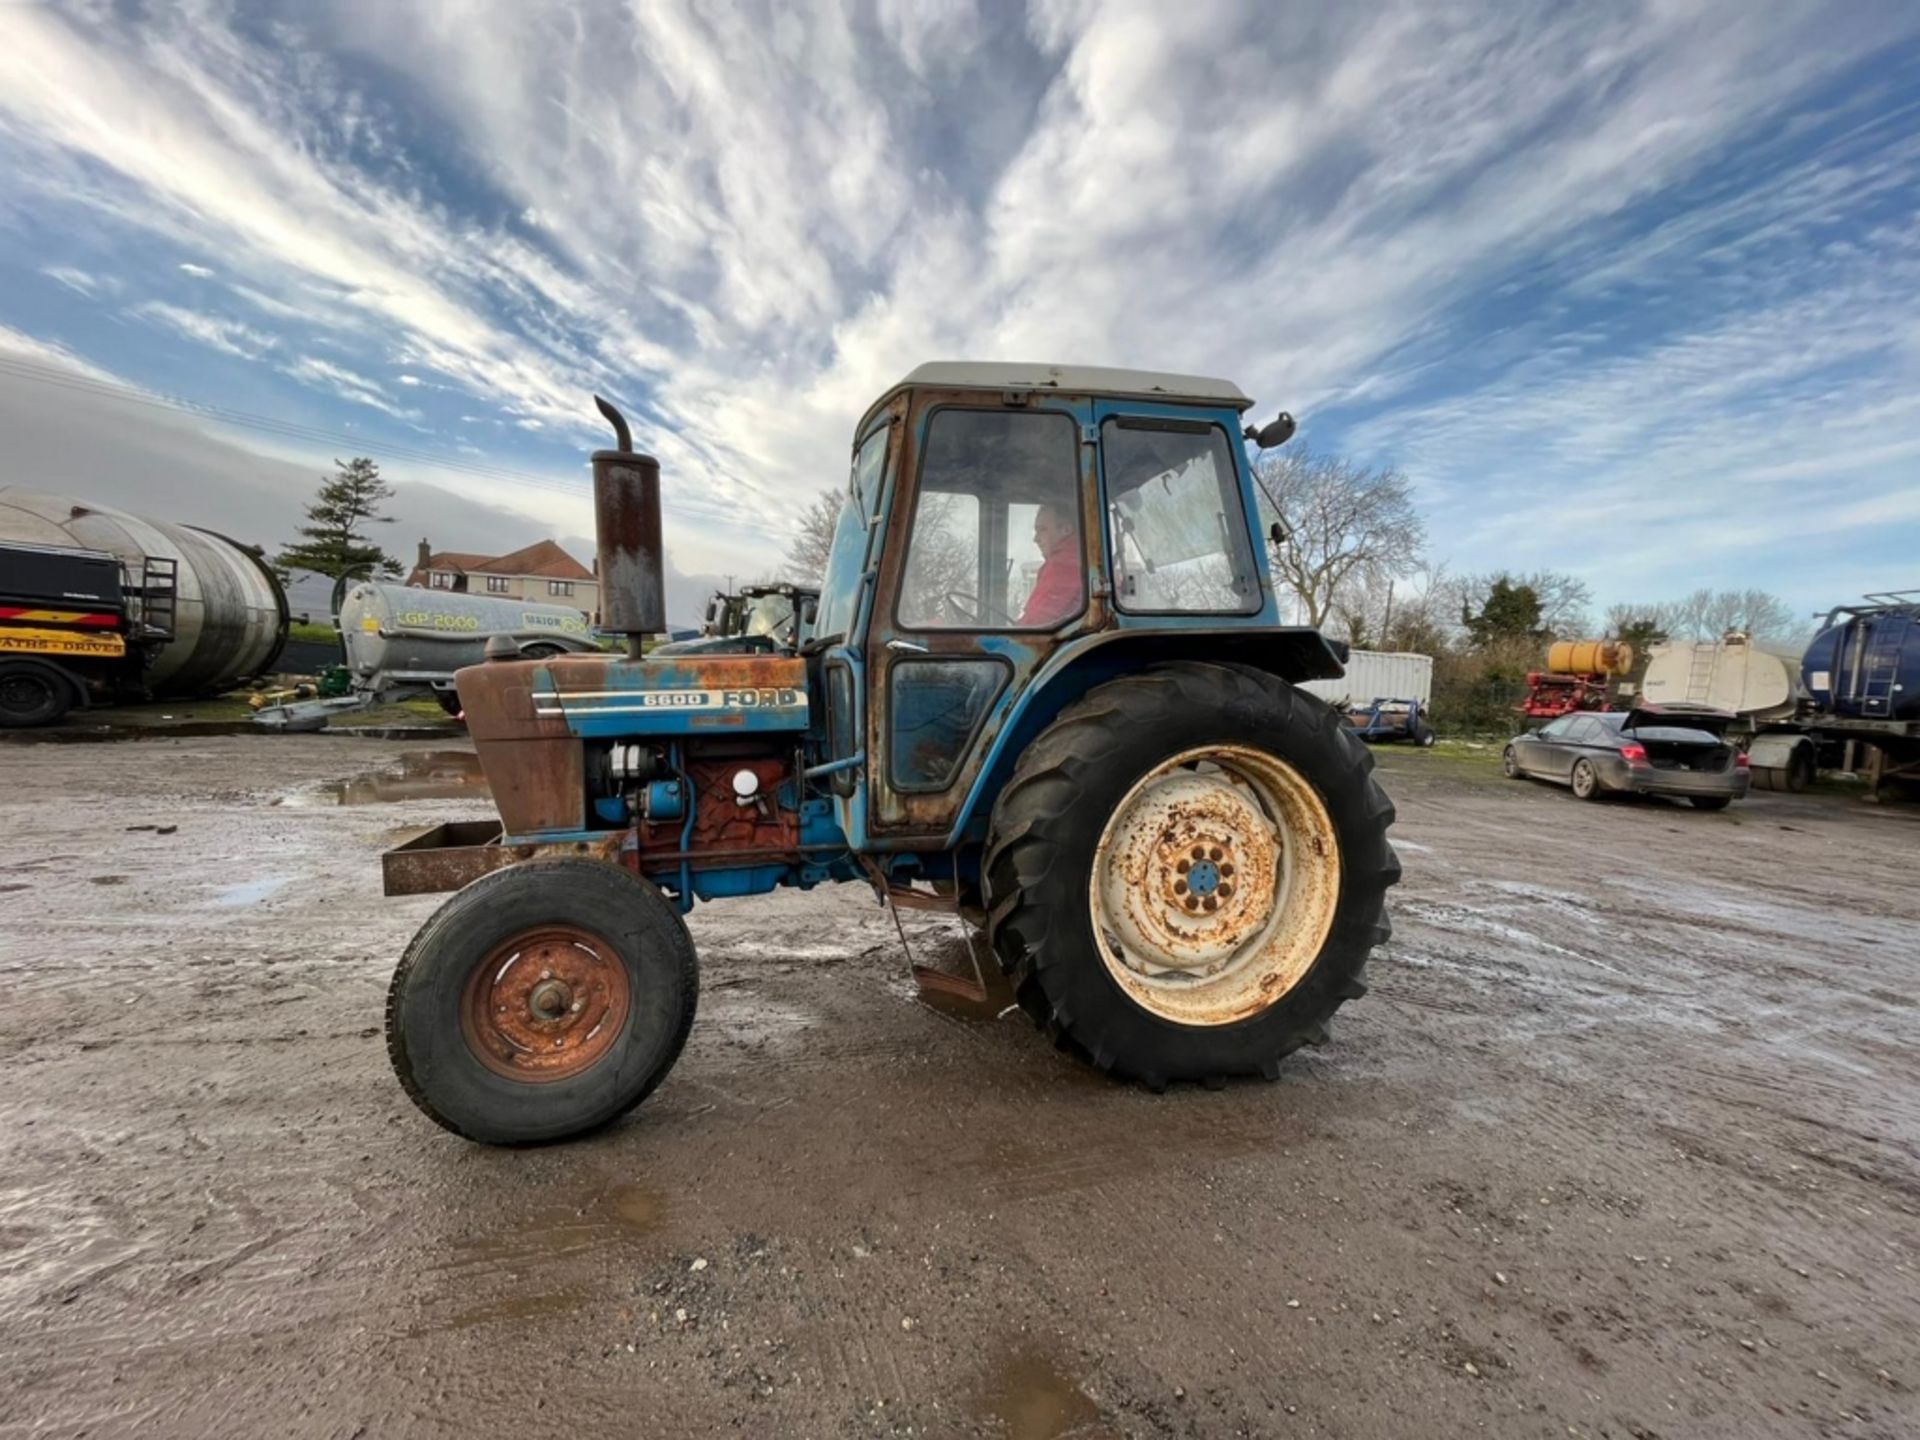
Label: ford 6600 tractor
xmin=383 ymin=363 xmax=1399 ymax=1143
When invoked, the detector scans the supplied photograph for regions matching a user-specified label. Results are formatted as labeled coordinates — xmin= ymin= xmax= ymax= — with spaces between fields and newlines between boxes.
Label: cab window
xmin=812 ymin=424 xmax=890 ymax=643
xmin=897 ymin=409 xmax=1084 ymax=630
xmin=1102 ymin=418 xmax=1259 ymax=614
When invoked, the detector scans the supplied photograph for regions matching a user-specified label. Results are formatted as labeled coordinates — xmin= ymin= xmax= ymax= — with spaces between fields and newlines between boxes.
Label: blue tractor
xmin=383 ymin=364 xmax=1400 ymax=1143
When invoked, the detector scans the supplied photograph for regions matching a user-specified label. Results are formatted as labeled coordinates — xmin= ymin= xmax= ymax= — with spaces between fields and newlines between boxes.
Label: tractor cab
xmin=806 ymin=363 xmax=1333 ymax=846
xmin=383 ymin=364 xmax=1396 ymax=1145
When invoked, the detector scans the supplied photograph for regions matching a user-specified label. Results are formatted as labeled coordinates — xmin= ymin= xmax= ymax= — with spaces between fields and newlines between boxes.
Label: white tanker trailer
xmin=256 ymin=581 xmax=601 ymax=730
xmin=1640 ymin=633 xmax=1817 ymax=790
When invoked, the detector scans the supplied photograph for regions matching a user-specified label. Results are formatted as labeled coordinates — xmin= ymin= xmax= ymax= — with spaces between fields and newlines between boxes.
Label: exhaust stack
xmin=590 ymin=396 xmax=665 ymax=658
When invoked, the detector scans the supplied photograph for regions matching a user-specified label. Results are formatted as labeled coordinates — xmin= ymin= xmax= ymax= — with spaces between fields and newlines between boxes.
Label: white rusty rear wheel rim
xmin=1090 ymin=744 xmax=1342 ymax=1027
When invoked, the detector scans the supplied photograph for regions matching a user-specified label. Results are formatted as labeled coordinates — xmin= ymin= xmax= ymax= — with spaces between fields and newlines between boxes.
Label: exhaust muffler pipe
xmin=591 ymin=395 xmax=665 ymax=658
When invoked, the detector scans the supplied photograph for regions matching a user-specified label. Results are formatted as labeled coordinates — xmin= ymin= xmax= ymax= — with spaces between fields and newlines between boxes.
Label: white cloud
xmin=282 ymin=355 xmax=419 ymax=421
xmin=132 ymin=300 xmax=277 ymax=359
xmin=42 ymin=265 xmax=109 ymax=297
xmin=0 ymin=322 xmax=130 ymax=386
xmin=0 ymin=0 xmax=1915 ymax=605
xmin=177 ymin=261 xmax=214 ymax=278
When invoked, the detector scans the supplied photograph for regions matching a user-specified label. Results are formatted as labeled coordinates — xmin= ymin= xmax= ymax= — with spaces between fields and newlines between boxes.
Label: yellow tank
xmin=1547 ymin=639 xmax=1634 ymax=675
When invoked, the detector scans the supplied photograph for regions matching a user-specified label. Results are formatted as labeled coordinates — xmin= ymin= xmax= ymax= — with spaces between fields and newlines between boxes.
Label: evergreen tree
xmin=276 ymin=458 xmax=401 ymax=579
xmin=1461 ymin=575 xmax=1545 ymax=648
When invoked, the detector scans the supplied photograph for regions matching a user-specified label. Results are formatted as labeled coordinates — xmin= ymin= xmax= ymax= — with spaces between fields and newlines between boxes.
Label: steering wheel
xmin=943 ymin=590 xmax=1015 ymax=627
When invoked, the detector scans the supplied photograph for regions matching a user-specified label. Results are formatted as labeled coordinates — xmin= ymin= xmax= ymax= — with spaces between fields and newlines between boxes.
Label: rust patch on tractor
xmin=460 ymin=923 xmax=631 ymax=1082
xmin=1089 ymin=745 xmax=1343 ymax=1028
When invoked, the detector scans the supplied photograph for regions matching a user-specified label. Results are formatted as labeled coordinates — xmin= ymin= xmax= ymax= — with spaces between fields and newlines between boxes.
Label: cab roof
xmin=859 ymin=361 xmax=1254 ymax=437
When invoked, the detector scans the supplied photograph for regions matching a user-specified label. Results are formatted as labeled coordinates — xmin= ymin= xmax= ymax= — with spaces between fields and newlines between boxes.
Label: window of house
xmin=1102 ymin=418 xmax=1259 ymax=614
xmin=897 ymin=409 xmax=1083 ymax=630
xmin=548 ymin=580 xmax=574 ymax=597
xmin=430 ymin=572 xmax=452 ymax=589
xmin=486 ymin=576 xmax=511 ymax=594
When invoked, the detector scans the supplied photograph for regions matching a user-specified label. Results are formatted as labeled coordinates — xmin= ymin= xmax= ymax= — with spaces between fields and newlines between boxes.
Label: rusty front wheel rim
xmin=1089 ymin=745 xmax=1342 ymax=1027
xmin=459 ymin=926 xmax=631 ymax=1083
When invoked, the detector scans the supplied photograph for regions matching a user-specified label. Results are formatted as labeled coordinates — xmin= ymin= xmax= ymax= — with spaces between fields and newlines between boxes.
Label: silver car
xmin=1503 ymin=707 xmax=1751 ymax=810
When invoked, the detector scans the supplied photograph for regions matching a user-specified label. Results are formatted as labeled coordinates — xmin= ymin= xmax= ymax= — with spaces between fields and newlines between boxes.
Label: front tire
xmin=0 ymin=662 xmax=73 ymax=728
xmin=983 ymin=665 xmax=1398 ymax=1089
xmin=386 ymin=859 xmax=698 ymax=1144
xmin=1502 ymin=746 xmax=1522 ymax=778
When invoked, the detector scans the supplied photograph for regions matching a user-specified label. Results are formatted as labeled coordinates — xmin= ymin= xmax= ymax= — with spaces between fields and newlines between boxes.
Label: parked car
xmin=1503 ymin=706 xmax=1750 ymax=810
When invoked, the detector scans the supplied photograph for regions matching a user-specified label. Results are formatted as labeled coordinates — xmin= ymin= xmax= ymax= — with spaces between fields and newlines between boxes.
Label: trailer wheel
xmin=1786 ymin=748 xmax=1814 ymax=793
xmin=1411 ymin=720 xmax=1436 ymax=748
xmin=983 ymin=664 xmax=1397 ymax=1089
xmin=0 ymin=661 xmax=73 ymax=728
xmin=386 ymin=859 xmax=697 ymax=1144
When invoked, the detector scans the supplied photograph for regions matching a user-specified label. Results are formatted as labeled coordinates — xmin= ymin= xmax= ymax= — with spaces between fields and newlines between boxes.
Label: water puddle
xmin=214 ymin=876 xmax=291 ymax=907
xmin=278 ymin=749 xmax=490 ymax=807
xmin=972 ymin=1353 xmax=1103 ymax=1440
xmin=606 ymin=1183 xmax=666 ymax=1235
xmin=2 ymin=720 xmax=264 ymax=744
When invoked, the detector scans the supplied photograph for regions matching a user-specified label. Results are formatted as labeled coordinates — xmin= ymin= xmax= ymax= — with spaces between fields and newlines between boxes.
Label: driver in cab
xmin=1019 ymin=503 xmax=1081 ymax=628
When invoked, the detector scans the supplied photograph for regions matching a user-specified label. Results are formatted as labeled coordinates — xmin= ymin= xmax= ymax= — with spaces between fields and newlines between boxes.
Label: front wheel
xmin=0 ymin=662 xmax=73 ymax=728
xmin=983 ymin=665 xmax=1398 ymax=1089
xmin=1502 ymin=746 xmax=1522 ymax=778
xmin=386 ymin=859 xmax=698 ymax=1144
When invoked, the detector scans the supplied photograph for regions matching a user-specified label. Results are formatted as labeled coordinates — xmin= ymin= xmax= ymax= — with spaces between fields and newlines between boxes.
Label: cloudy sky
xmin=1 ymin=0 xmax=1917 ymax=624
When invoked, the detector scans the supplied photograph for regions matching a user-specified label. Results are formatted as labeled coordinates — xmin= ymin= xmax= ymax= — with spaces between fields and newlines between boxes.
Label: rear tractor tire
xmin=983 ymin=664 xmax=1399 ymax=1090
xmin=386 ymin=858 xmax=698 ymax=1144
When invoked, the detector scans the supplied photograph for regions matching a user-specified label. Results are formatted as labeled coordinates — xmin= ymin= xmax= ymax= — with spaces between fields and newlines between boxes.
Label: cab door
xmin=865 ymin=392 xmax=1103 ymax=842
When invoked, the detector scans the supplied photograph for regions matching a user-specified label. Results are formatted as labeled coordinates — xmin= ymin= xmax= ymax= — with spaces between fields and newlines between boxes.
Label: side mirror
xmin=1245 ymin=413 xmax=1296 ymax=449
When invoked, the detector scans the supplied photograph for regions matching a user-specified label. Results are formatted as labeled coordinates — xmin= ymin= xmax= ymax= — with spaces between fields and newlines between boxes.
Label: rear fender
xmin=945 ymin=627 xmax=1343 ymax=847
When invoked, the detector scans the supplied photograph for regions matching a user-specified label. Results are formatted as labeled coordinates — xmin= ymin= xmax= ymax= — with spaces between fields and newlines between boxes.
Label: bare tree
xmin=783 ymin=487 xmax=843 ymax=583
xmin=1608 ymin=589 xmax=1803 ymax=644
xmin=1254 ymin=446 xmax=1425 ymax=628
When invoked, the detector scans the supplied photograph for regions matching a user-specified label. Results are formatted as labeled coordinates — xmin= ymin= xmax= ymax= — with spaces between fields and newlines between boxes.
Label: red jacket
xmin=1020 ymin=534 xmax=1082 ymax=627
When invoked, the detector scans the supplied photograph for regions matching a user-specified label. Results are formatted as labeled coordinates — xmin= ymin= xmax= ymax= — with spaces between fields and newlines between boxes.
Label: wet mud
xmin=0 ymin=736 xmax=1915 ymax=1437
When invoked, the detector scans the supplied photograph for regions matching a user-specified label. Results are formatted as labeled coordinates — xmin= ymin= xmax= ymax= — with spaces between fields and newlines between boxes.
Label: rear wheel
xmin=1411 ymin=720 xmax=1436 ymax=747
xmin=0 ymin=662 xmax=72 ymax=728
xmin=386 ymin=859 xmax=697 ymax=1144
xmin=983 ymin=665 xmax=1398 ymax=1089
xmin=1571 ymin=759 xmax=1602 ymax=801
xmin=1690 ymin=796 xmax=1733 ymax=812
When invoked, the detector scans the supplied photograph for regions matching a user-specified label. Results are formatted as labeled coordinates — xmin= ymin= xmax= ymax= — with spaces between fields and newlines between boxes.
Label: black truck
xmin=0 ymin=540 xmax=174 ymax=726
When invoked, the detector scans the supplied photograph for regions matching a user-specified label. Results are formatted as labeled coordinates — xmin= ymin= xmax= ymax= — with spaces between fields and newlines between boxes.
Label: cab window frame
xmin=891 ymin=404 xmax=1088 ymax=636
xmin=1099 ymin=414 xmax=1262 ymax=618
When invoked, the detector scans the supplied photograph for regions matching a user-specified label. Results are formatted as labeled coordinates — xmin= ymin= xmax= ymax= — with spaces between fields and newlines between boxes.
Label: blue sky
xmin=1 ymin=0 xmax=1917 ymax=624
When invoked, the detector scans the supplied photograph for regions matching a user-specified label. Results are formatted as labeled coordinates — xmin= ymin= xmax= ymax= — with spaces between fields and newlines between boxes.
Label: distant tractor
xmin=382 ymin=364 xmax=1400 ymax=1144
xmin=0 ymin=540 xmax=174 ymax=727
xmin=663 ymin=582 xmax=820 ymax=654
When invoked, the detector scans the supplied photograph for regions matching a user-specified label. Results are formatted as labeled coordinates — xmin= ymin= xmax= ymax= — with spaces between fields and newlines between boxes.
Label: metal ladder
xmin=1684 ymin=642 xmax=1717 ymax=703
xmin=134 ymin=556 xmax=179 ymax=639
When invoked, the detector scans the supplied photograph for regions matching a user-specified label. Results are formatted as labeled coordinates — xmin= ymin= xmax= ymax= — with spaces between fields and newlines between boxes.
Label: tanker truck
xmin=1799 ymin=592 xmax=1920 ymax=800
xmin=1643 ymin=596 xmax=1920 ymax=799
xmin=1640 ymin=632 xmax=1818 ymax=791
xmin=254 ymin=580 xmax=602 ymax=731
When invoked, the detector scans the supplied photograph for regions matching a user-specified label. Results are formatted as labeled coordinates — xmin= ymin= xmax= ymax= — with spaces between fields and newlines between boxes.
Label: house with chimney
xmin=405 ymin=538 xmax=600 ymax=621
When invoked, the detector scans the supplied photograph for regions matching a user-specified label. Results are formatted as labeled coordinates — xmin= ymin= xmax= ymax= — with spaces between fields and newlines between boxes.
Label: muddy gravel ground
xmin=1 ymin=735 xmax=1917 ymax=1439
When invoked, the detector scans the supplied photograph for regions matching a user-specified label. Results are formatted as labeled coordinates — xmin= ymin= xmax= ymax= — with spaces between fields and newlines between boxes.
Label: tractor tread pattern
xmin=982 ymin=662 xmax=1398 ymax=1089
